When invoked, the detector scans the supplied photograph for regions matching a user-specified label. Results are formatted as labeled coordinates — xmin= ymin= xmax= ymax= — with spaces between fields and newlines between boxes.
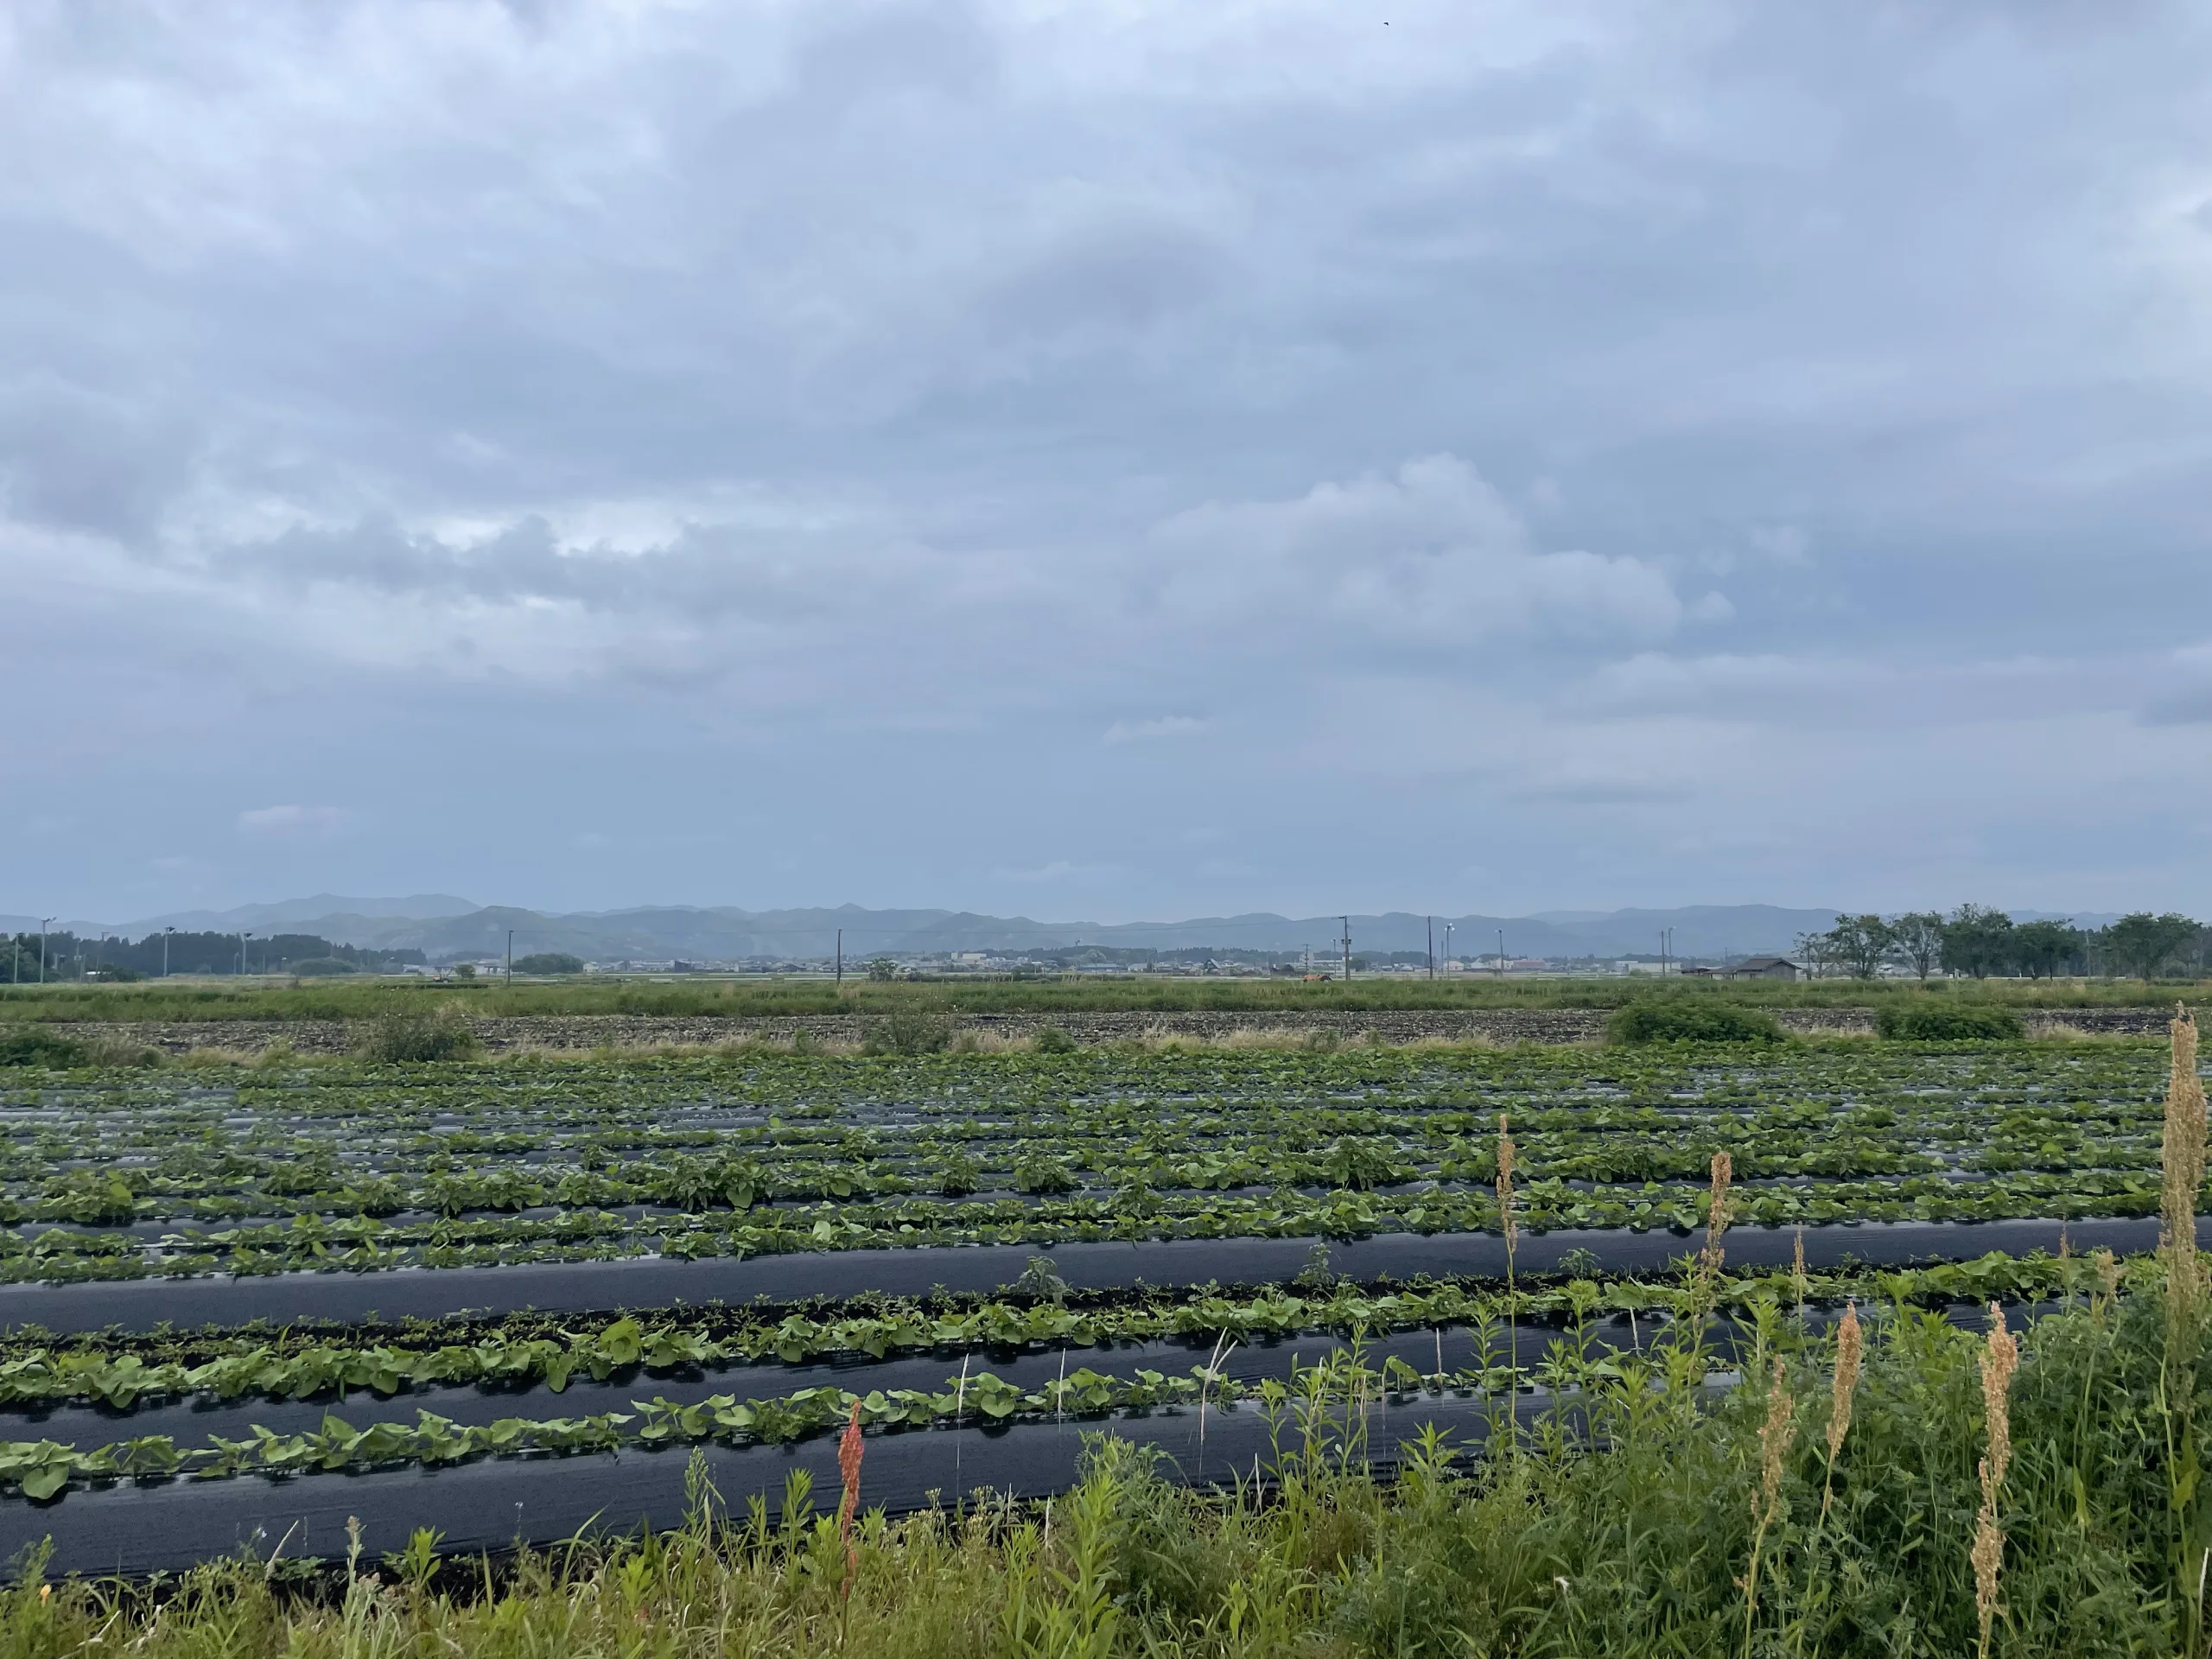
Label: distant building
xmin=1725 ymin=957 xmax=1799 ymax=980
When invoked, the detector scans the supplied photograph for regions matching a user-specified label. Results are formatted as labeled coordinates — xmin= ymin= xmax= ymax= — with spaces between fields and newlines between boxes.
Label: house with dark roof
xmin=1724 ymin=957 xmax=1799 ymax=980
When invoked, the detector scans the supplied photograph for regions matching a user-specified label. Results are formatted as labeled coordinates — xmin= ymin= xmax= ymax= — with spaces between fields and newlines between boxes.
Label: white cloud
xmin=1103 ymin=715 xmax=1208 ymax=744
xmin=1150 ymin=456 xmax=1686 ymax=647
xmin=236 ymin=804 xmax=346 ymax=839
xmin=993 ymin=861 xmax=1123 ymax=885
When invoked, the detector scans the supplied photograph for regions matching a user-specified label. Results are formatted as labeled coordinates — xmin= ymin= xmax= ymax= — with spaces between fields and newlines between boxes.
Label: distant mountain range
xmin=0 ymin=898 xmax=2127 ymax=964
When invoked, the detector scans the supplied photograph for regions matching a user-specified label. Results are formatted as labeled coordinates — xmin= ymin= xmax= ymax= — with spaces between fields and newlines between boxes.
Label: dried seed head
xmin=1756 ymin=1357 xmax=1792 ymax=1528
xmin=1496 ymin=1115 xmax=1518 ymax=1249
xmin=1793 ymin=1228 xmax=1806 ymax=1287
xmin=2094 ymin=1247 xmax=2121 ymax=1301
xmin=1701 ymin=1153 xmax=1734 ymax=1278
xmin=2164 ymin=1007 xmax=2206 ymax=1312
xmin=1979 ymin=1304 xmax=2018 ymax=1498
xmin=1970 ymin=1303 xmax=2018 ymax=1659
xmin=837 ymin=1396 xmax=865 ymax=1599
xmin=1826 ymin=1301 xmax=1861 ymax=1464
xmin=1971 ymin=1503 xmax=2004 ymax=1650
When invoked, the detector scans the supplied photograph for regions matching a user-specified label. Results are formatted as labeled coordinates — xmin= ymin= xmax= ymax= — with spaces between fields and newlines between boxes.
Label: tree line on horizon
xmin=0 ymin=930 xmax=427 ymax=983
xmin=1795 ymin=906 xmax=2207 ymax=981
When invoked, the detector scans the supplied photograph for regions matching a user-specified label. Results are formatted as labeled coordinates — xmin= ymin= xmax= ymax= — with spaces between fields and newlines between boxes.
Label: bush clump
xmin=512 ymin=952 xmax=586 ymax=976
xmin=1877 ymin=1002 xmax=2025 ymax=1041
xmin=0 ymin=1028 xmax=158 ymax=1068
xmin=0 ymin=1027 xmax=88 ymax=1067
xmin=1033 ymin=1024 xmax=1077 ymax=1053
xmin=1608 ymin=997 xmax=1783 ymax=1045
xmin=865 ymin=1004 xmax=955 ymax=1056
xmin=362 ymin=1005 xmax=481 ymax=1063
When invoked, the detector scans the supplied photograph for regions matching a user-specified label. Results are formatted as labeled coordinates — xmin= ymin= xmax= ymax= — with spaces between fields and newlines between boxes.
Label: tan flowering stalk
xmin=1973 ymin=1305 xmax=2019 ymax=1659
xmin=1739 ymin=1357 xmax=1793 ymax=1657
xmin=2158 ymin=1006 xmax=2209 ymax=1649
xmin=2163 ymin=1006 xmax=2207 ymax=1322
xmin=1496 ymin=1114 xmax=1518 ymax=1255
xmin=1703 ymin=1153 xmax=1734 ymax=1278
xmin=1793 ymin=1227 xmax=1808 ymax=1327
xmin=1820 ymin=1300 xmax=1861 ymax=1525
xmin=1696 ymin=1153 xmax=1734 ymax=1331
xmin=837 ymin=1397 xmax=865 ymax=1601
xmin=1497 ymin=1116 xmax=1520 ymax=1416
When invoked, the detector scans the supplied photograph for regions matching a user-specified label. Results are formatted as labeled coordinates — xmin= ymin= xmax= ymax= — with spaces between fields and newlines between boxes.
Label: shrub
xmin=866 ymin=1005 xmax=954 ymax=1056
xmin=512 ymin=952 xmax=585 ymax=976
xmin=362 ymin=1005 xmax=481 ymax=1063
xmin=1033 ymin=1024 xmax=1078 ymax=1053
xmin=1877 ymin=1003 xmax=2025 ymax=1041
xmin=82 ymin=1037 xmax=163 ymax=1068
xmin=1608 ymin=997 xmax=1783 ymax=1045
xmin=0 ymin=1027 xmax=87 ymax=1067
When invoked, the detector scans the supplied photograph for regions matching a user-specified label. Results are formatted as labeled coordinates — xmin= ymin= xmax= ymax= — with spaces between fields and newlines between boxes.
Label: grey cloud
xmin=7 ymin=2 xmax=2212 ymax=918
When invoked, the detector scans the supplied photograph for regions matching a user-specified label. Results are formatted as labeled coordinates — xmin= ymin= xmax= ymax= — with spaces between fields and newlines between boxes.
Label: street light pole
xmin=507 ymin=930 xmax=514 ymax=986
xmin=836 ymin=929 xmax=842 ymax=987
xmin=40 ymin=918 xmax=54 ymax=984
xmin=1427 ymin=915 xmax=1434 ymax=981
xmin=162 ymin=927 xmax=174 ymax=977
xmin=238 ymin=932 xmax=251 ymax=976
xmin=1339 ymin=917 xmax=1351 ymax=982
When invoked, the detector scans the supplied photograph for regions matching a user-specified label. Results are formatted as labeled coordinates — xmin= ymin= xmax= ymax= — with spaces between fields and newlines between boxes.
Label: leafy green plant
xmin=866 ymin=1006 xmax=954 ymax=1056
xmin=361 ymin=1005 xmax=480 ymax=1062
xmin=0 ymin=1027 xmax=86 ymax=1068
xmin=512 ymin=953 xmax=586 ymax=976
xmin=1877 ymin=1003 xmax=2025 ymax=1041
xmin=1608 ymin=998 xmax=1783 ymax=1045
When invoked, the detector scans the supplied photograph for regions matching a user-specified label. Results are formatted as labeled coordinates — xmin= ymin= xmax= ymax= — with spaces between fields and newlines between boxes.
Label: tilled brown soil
xmin=46 ymin=1005 xmax=2175 ymax=1054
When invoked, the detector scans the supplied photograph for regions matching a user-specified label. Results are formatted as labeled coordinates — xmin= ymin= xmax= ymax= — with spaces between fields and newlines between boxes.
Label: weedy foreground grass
xmin=3 ymin=1277 xmax=2210 ymax=1658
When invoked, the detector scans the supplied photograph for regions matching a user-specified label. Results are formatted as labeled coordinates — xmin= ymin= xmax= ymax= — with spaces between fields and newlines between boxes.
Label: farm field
xmin=0 ymin=1028 xmax=2201 ymax=1594
xmin=0 ymin=1041 xmax=2185 ymax=1286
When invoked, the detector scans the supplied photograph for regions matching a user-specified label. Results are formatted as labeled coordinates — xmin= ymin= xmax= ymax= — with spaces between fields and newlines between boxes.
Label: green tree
xmin=512 ymin=952 xmax=585 ymax=976
xmin=2097 ymin=912 xmax=2201 ymax=981
xmin=1821 ymin=913 xmax=1896 ymax=979
xmin=1939 ymin=904 xmax=2015 ymax=978
xmin=2011 ymin=918 xmax=2084 ymax=979
xmin=1888 ymin=911 xmax=1944 ymax=979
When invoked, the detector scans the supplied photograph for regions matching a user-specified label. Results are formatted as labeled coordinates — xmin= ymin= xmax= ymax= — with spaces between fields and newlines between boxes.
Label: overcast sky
xmin=9 ymin=0 xmax=2212 ymax=925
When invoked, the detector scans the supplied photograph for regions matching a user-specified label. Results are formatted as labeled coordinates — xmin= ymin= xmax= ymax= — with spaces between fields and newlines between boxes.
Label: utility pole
xmin=1497 ymin=929 xmax=1505 ymax=976
xmin=1427 ymin=916 xmax=1434 ymax=980
xmin=238 ymin=932 xmax=251 ymax=976
xmin=162 ymin=927 xmax=174 ymax=977
xmin=1444 ymin=921 xmax=1454 ymax=972
xmin=1340 ymin=916 xmax=1351 ymax=982
xmin=836 ymin=928 xmax=843 ymax=987
xmin=40 ymin=918 xmax=54 ymax=984
xmin=506 ymin=929 xmax=515 ymax=985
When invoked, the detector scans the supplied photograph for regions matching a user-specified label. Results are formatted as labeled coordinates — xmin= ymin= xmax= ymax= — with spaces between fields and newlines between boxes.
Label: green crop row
xmin=0 ymin=1252 xmax=2134 ymax=1413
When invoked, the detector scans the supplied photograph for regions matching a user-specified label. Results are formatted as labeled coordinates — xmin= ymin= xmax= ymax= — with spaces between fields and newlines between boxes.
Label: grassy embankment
xmin=3 ymin=973 xmax=2208 ymax=1024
